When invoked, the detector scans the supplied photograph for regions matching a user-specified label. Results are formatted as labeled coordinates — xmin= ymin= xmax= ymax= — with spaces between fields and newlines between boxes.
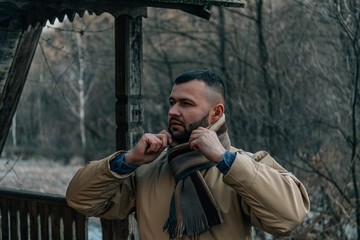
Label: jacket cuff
xmin=110 ymin=152 xmax=138 ymax=175
xmin=216 ymin=150 xmax=236 ymax=174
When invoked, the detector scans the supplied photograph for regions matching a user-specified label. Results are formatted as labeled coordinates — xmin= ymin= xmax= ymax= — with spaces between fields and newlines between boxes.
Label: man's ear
xmin=210 ymin=103 xmax=225 ymax=124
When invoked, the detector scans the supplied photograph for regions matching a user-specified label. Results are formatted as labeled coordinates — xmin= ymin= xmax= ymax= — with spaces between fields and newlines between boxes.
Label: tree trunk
xmin=76 ymin=32 xmax=87 ymax=152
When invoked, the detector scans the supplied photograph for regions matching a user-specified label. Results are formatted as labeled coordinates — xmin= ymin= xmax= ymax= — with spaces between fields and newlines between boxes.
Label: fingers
xmin=189 ymin=128 xmax=226 ymax=163
xmin=189 ymin=128 xmax=206 ymax=150
xmin=126 ymin=130 xmax=171 ymax=165
xmin=189 ymin=128 xmax=218 ymax=150
xmin=189 ymin=127 xmax=207 ymax=143
xmin=144 ymin=135 xmax=163 ymax=154
xmin=158 ymin=130 xmax=173 ymax=144
xmin=144 ymin=131 xmax=171 ymax=154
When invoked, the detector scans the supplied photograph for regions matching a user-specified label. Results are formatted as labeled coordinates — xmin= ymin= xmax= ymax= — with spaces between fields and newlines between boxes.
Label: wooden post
xmin=115 ymin=14 xmax=144 ymax=150
xmin=101 ymin=10 xmax=144 ymax=240
xmin=0 ymin=21 xmax=42 ymax=154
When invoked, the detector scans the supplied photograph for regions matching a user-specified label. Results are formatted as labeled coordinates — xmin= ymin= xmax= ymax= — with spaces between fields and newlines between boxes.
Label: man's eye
xmin=182 ymin=102 xmax=192 ymax=106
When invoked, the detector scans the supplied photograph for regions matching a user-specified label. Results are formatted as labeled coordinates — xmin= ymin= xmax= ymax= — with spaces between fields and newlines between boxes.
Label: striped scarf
xmin=163 ymin=115 xmax=231 ymax=239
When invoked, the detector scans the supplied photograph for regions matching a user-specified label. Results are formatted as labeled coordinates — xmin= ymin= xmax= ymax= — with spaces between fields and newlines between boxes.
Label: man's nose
xmin=168 ymin=104 xmax=180 ymax=116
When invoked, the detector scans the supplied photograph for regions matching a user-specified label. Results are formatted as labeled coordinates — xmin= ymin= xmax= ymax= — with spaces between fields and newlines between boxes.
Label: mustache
xmin=169 ymin=117 xmax=184 ymax=125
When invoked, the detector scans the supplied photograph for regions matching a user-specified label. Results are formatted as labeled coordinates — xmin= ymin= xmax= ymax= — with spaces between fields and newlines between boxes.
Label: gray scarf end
xmin=164 ymin=216 xmax=212 ymax=239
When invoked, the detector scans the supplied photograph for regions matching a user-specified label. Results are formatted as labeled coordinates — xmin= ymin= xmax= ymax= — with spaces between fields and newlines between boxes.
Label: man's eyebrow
xmin=168 ymin=96 xmax=195 ymax=103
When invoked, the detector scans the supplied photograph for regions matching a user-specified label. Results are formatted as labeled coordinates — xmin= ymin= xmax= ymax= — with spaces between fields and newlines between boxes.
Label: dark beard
xmin=169 ymin=113 xmax=209 ymax=143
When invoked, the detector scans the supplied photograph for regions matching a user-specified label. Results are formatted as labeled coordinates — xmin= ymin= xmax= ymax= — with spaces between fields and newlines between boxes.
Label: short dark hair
xmin=174 ymin=70 xmax=226 ymax=101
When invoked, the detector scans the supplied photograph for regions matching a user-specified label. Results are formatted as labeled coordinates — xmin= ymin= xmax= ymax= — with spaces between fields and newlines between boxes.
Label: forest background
xmin=0 ymin=0 xmax=359 ymax=239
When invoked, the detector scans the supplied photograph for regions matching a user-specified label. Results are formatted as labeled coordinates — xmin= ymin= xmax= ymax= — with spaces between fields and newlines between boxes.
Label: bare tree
xmin=5 ymin=2 xmax=360 ymax=238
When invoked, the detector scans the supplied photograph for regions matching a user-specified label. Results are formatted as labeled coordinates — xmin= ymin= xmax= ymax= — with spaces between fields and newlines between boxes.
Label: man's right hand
xmin=124 ymin=130 xmax=172 ymax=166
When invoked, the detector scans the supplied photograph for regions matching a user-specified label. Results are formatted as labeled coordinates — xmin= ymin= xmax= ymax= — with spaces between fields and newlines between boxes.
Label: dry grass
xmin=0 ymin=158 xmax=82 ymax=195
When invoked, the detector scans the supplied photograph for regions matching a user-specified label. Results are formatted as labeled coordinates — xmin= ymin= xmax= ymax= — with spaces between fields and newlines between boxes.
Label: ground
xmin=0 ymin=158 xmax=102 ymax=239
xmin=0 ymin=158 xmax=79 ymax=194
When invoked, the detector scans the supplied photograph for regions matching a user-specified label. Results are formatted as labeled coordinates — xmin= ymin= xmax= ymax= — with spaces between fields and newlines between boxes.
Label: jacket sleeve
xmin=223 ymin=150 xmax=310 ymax=236
xmin=66 ymin=151 xmax=136 ymax=220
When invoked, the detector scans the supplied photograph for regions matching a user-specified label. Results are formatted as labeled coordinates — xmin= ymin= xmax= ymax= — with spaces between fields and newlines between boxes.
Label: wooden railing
xmin=0 ymin=188 xmax=87 ymax=240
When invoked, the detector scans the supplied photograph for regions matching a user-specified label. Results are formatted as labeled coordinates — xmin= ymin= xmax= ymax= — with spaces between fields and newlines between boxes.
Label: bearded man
xmin=66 ymin=70 xmax=310 ymax=240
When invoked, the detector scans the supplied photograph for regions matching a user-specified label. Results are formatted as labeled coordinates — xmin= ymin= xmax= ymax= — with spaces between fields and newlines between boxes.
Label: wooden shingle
xmin=0 ymin=0 xmax=244 ymax=29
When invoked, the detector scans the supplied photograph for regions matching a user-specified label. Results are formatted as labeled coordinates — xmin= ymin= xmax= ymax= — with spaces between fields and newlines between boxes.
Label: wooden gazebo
xmin=0 ymin=1 xmax=244 ymax=239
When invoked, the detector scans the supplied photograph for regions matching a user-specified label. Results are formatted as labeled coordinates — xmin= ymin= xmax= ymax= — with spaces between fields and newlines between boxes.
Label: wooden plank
xmin=19 ymin=199 xmax=29 ymax=240
xmin=0 ymin=0 xmax=244 ymax=8
xmin=50 ymin=204 xmax=61 ymax=240
xmin=101 ymin=219 xmax=113 ymax=240
xmin=9 ymin=199 xmax=19 ymax=239
xmin=1 ymin=198 xmax=9 ymax=240
xmin=63 ymin=205 xmax=74 ymax=240
xmin=0 ymin=28 xmax=22 ymax=95
xmin=75 ymin=212 xmax=87 ymax=240
xmin=29 ymin=201 xmax=38 ymax=239
xmin=40 ymin=202 xmax=50 ymax=240
xmin=0 ymin=21 xmax=42 ymax=154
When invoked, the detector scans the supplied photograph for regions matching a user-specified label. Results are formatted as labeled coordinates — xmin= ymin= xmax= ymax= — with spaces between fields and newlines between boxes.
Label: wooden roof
xmin=0 ymin=0 xmax=244 ymax=29
xmin=0 ymin=0 xmax=244 ymax=156
xmin=0 ymin=0 xmax=244 ymax=94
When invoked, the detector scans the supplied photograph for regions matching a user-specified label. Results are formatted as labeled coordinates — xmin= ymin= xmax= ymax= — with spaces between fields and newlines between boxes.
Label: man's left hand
xmin=189 ymin=127 xmax=226 ymax=163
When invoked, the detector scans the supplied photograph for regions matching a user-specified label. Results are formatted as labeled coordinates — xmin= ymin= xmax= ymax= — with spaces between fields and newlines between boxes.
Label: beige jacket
xmin=66 ymin=147 xmax=310 ymax=239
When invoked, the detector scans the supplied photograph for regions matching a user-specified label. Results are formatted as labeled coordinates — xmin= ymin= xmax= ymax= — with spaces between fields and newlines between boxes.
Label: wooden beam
xmin=115 ymin=14 xmax=144 ymax=150
xmin=0 ymin=29 xmax=22 ymax=95
xmin=101 ymin=10 xmax=144 ymax=240
xmin=0 ymin=22 xmax=42 ymax=154
xmin=0 ymin=0 xmax=244 ymax=30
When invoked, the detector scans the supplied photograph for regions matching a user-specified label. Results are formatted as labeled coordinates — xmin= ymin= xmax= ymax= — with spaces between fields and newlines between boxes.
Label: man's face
xmin=168 ymin=80 xmax=212 ymax=143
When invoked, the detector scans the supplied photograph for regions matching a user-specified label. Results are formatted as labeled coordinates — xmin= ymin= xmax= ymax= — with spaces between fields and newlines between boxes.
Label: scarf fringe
xmin=164 ymin=215 xmax=213 ymax=239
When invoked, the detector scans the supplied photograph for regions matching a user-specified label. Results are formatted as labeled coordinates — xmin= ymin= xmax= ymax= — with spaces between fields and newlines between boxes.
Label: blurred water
xmin=88 ymin=217 xmax=102 ymax=240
